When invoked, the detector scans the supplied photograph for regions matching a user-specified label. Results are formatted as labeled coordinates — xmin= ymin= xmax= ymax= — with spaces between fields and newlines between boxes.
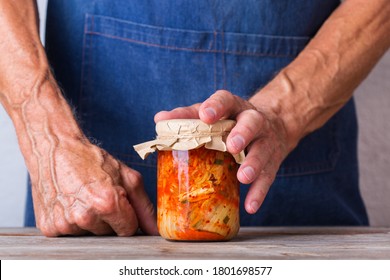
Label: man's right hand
xmin=14 ymin=75 xmax=158 ymax=237
xmin=29 ymin=134 xmax=158 ymax=237
xmin=0 ymin=0 xmax=158 ymax=237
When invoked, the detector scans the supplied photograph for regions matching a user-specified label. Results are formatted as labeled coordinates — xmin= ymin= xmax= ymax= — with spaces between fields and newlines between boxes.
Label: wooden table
xmin=1 ymin=227 xmax=389 ymax=259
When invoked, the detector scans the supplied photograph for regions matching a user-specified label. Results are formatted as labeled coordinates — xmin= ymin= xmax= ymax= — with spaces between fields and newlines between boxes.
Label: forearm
xmin=0 ymin=1 xmax=85 ymax=169
xmin=250 ymin=0 xmax=390 ymax=151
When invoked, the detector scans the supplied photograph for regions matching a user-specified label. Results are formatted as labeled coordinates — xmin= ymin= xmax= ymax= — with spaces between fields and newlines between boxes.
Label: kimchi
xmin=157 ymin=146 xmax=240 ymax=241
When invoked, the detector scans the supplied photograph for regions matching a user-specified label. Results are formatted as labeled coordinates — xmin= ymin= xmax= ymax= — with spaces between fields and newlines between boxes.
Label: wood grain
xmin=1 ymin=227 xmax=389 ymax=259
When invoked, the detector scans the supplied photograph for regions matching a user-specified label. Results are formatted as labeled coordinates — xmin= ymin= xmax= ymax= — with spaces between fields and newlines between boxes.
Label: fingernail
xmin=242 ymin=166 xmax=255 ymax=182
xmin=230 ymin=135 xmax=245 ymax=151
xmin=203 ymin=107 xmax=216 ymax=120
xmin=250 ymin=200 xmax=260 ymax=213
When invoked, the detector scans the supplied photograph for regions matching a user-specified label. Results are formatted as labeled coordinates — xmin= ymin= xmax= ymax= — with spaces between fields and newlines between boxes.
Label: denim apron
xmin=25 ymin=0 xmax=369 ymax=226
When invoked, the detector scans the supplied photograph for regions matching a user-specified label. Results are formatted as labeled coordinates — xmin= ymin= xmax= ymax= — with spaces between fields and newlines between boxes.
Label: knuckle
xmin=236 ymin=110 xmax=265 ymax=136
xmin=260 ymin=169 xmax=276 ymax=186
xmin=245 ymin=109 xmax=266 ymax=128
xmin=54 ymin=217 xmax=73 ymax=235
xmin=172 ymin=106 xmax=186 ymax=113
xmin=126 ymin=169 xmax=143 ymax=188
xmin=94 ymin=188 xmax=118 ymax=215
xmin=37 ymin=222 xmax=57 ymax=237
xmin=36 ymin=213 xmax=60 ymax=237
xmin=72 ymin=209 xmax=94 ymax=227
xmin=246 ymin=108 xmax=264 ymax=120
xmin=214 ymin=89 xmax=232 ymax=97
xmin=255 ymin=185 xmax=268 ymax=199
xmin=117 ymin=222 xmax=139 ymax=237
xmin=237 ymin=121 xmax=257 ymax=138
xmin=246 ymin=145 xmax=265 ymax=164
xmin=116 ymin=186 xmax=128 ymax=198
xmin=212 ymin=90 xmax=234 ymax=106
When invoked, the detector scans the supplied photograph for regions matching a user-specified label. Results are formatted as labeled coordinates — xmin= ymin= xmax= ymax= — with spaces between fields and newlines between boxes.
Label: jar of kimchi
xmin=134 ymin=119 xmax=245 ymax=241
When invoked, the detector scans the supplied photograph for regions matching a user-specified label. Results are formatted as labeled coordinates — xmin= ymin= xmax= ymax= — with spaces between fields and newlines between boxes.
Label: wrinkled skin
xmin=18 ymin=77 xmax=158 ymax=237
xmin=30 ymin=136 xmax=157 ymax=236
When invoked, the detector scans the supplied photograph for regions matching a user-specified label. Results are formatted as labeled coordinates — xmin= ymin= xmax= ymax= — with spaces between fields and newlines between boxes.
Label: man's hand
xmin=15 ymin=76 xmax=159 ymax=237
xmin=30 ymin=137 xmax=158 ymax=237
xmin=18 ymin=78 xmax=158 ymax=237
xmin=155 ymin=0 xmax=390 ymax=215
xmin=155 ymin=90 xmax=292 ymax=214
xmin=0 ymin=0 xmax=158 ymax=237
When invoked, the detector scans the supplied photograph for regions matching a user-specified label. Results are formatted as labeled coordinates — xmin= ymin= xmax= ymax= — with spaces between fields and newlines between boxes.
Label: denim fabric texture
xmin=25 ymin=0 xmax=369 ymax=227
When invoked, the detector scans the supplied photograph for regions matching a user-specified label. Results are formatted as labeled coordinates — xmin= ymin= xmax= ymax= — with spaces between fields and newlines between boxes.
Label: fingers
xmin=237 ymin=139 xmax=273 ymax=184
xmin=66 ymin=201 xmax=114 ymax=236
xmin=238 ymin=139 xmax=277 ymax=214
xmin=227 ymin=109 xmax=267 ymax=154
xmin=32 ymin=140 xmax=153 ymax=237
xmin=228 ymin=109 xmax=285 ymax=214
xmin=70 ymin=181 xmax=139 ymax=237
xmin=154 ymin=89 xmax=283 ymax=216
xmin=36 ymin=203 xmax=90 ymax=237
xmin=240 ymin=137 xmax=283 ymax=214
xmin=155 ymin=90 xmax=255 ymax=124
xmin=39 ymin=182 xmax=140 ymax=237
xmin=155 ymin=90 xmax=289 ymax=216
xmin=198 ymin=90 xmax=255 ymax=123
xmin=36 ymin=198 xmax=110 ymax=237
xmin=99 ymin=186 xmax=139 ymax=237
xmin=155 ymin=90 xmax=254 ymax=125
xmin=120 ymin=165 xmax=159 ymax=236
xmin=239 ymin=134 xmax=283 ymax=213
xmin=154 ymin=104 xmax=201 ymax=123
xmin=244 ymin=160 xmax=277 ymax=214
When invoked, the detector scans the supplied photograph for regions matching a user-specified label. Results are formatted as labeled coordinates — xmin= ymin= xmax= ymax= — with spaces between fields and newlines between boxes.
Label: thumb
xmin=120 ymin=164 xmax=159 ymax=235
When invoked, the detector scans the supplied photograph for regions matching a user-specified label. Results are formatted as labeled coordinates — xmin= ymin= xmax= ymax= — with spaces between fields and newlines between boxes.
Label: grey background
xmin=0 ymin=0 xmax=389 ymax=227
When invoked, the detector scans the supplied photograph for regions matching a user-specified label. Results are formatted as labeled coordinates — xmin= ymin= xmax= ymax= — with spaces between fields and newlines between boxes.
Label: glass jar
xmin=134 ymin=119 xmax=244 ymax=241
xmin=157 ymin=146 xmax=239 ymax=241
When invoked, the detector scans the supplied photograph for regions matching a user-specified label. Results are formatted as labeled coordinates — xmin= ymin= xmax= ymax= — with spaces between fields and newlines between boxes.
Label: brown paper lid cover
xmin=133 ymin=119 xmax=245 ymax=163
